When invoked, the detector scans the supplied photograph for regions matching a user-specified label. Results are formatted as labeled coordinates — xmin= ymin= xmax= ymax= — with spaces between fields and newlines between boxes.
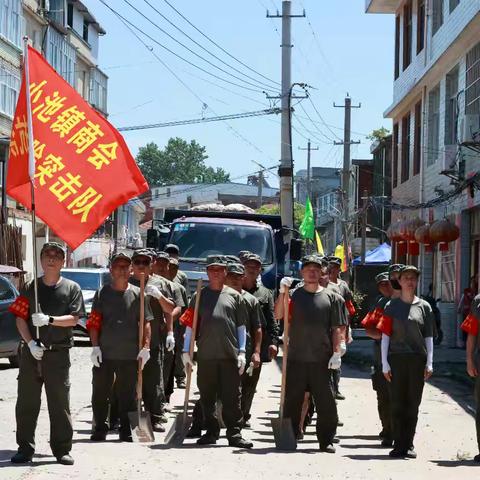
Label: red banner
xmin=7 ymin=46 xmax=148 ymax=249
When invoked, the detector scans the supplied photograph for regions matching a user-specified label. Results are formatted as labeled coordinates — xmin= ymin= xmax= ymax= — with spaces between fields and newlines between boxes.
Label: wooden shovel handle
xmin=137 ymin=273 xmax=145 ymax=402
xmin=279 ymin=287 xmax=290 ymax=419
xmin=182 ymin=279 xmax=203 ymax=419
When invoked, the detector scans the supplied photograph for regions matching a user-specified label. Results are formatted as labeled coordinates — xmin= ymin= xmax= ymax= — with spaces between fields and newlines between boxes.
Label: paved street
xmin=0 ymin=342 xmax=478 ymax=479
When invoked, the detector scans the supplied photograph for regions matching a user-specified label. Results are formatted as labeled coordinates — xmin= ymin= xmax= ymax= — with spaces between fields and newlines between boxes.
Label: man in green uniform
xmin=225 ymin=261 xmax=263 ymax=427
xmin=128 ymin=249 xmax=175 ymax=431
xmin=181 ymin=255 xmax=253 ymax=448
xmin=164 ymin=244 xmax=189 ymax=292
xmin=88 ymin=252 xmax=154 ymax=442
xmin=275 ymin=256 xmax=344 ymax=453
xmin=361 ymin=272 xmax=394 ymax=446
xmin=10 ymin=242 xmax=85 ymax=465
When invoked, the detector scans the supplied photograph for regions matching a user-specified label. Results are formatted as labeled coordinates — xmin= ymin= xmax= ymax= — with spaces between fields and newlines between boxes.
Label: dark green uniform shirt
xmin=241 ymin=290 xmax=264 ymax=358
xmin=92 ymin=284 xmax=153 ymax=360
xmin=21 ymin=277 xmax=85 ymax=348
xmin=190 ymin=285 xmax=247 ymax=361
xmin=174 ymin=270 xmax=189 ymax=293
xmin=383 ymin=297 xmax=434 ymax=356
xmin=289 ymin=287 xmax=343 ymax=363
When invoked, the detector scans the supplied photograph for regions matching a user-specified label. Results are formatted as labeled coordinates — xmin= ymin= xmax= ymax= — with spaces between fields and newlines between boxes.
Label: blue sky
xmin=83 ymin=0 xmax=394 ymax=188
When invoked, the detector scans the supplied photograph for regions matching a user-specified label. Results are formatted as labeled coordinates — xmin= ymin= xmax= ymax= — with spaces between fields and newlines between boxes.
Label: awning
xmin=352 ymin=242 xmax=391 ymax=265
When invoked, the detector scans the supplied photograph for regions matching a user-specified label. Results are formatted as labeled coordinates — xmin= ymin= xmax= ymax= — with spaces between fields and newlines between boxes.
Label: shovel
xmin=129 ymin=272 xmax=155 ymax=442
xmin=164 ymin=279 xmax=203 ymax=445
xmin=271 ymin=287 xmax=297 ymax=451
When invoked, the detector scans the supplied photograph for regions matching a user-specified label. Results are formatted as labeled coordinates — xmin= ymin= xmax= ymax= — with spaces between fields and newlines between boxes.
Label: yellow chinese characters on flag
xmin=7 ymin=46 xmax=148 ymax=249
xmin=334 ymin=244 xmax=348 ymax=273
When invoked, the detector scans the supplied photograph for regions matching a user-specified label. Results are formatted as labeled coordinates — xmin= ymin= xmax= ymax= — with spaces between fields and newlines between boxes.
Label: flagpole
xmin=23 ymin=37 xmax=40 ymax=342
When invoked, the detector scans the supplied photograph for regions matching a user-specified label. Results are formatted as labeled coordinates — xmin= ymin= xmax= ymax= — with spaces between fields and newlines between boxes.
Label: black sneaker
xmin=389 ymin=448 xmax=406 ymax=458
xmin=90 ymin=430 xmax=107 ymax=441
xmin=152 ymin=422 xmax=166 ymax=432
xmin=186 ymin=426 xmax=202 ymax=438
xmin=197 ymin=434 xmax=218 ymax=445
xmin=243 ymin=419 xmax=251 ymax=428
xmin=296 ymin=431 xmax=304 ymax=440
xmin=381 ymin=438 xmax=393 ymax=447
xmin=11 ymin=452 xmax=32 ymax=464
xmin=332 ymin=437 xmax=340 ymax=444
xmin=379 ymin=429 xmax=386 ymax=438
xmin=320 ymin=444 xmax=336 ymax=453
xmin=119 ymin=434 xmax=133 ymax=442
xmin=228 ymin=437 xmax=253 ymax=449
xmin=157 ymin=414 xmax=168 ymax=424
xmin=56 ymin=454 xmax=74 ymax=466
xmin=406 ymin=447 xmax=417 ymax=459
xmin=473 ymin=454 xmax=480 ymax=463
xmin=176 ymin=379 xmax=186 ymax=389
xmin=335 ymin=392 xmax=346 ymax=400
xmin=337 ymin=420 xmax=344 ymax=427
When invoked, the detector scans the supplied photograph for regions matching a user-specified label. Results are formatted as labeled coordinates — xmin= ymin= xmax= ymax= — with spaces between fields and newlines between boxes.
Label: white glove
xmin=328 ymin=352 xmax=342 ymax=370
xmin=339 ymin=341 xmax=347 ymax=357
xmin=382 ymin=360 xmax=391 ymax=374
xmin=91 ymin=346 xmax=102 ymax=368
xmin=237 ymin=352 xmax=247 ymax=375
xmin=137 ymin=348 xmax=150 ymax=370
xmin=32 ymin=313 xmax=50 ymax=327
xmin=182 ymin=351 xmax=194 ymax=368
xmin=246 ymin=362 xmax=254 ymax=377
xmin=166 ymin=331 xmax=175 ymax=352
xmin=145 ymin=284 xmax=163 ymax=300
xmin=28 ymin=339 xmax=45 ymax=360
xmin=279 ymin=277 xmax=294 ymax=294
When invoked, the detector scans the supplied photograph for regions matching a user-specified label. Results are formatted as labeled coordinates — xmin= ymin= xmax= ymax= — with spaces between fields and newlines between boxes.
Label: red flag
xmin=7 ymin=46 xmax=148 ymax=249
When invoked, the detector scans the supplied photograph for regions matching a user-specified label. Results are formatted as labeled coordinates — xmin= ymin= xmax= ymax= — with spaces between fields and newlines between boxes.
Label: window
xmin=0 ymin=0 xmax=22 ymax=48
xmin=440 ymin=239 xmax=455 ymax=302
xmin=394 ymin=15 xmax=400 ymax=79
xmin=432 ymin=0 xmax=443 ymax=35
xmin=83 ymin=19 xmax=89 ymax=43
xmin=47 ymin=0 xmax=66 ymax=27
xmin=466 ymin=42 xmax=480 ymax=115
xmin=90 ymin=67 xmax=108 ymax=114
xmin=67 ymin=3 xmax=73 ymax=28
xmin=401 ymin=113 xmax=411 ymax=183
xmin=414 ymin=101 xmax=422 ymax=175
xmin=449 ymin=0 xmax=460 ymax=13
xmin=0 ymin=63 xmax=20 ymax=118
xmin=417 ymin=0 xmax=425 ymax=54
xmin=403 ymin=1 xmax=412 ymax=70
xmin=427 ymin=85 xmax=441 ymax=165
xmin=45 ymin=28 xmax=77 ymax=85
xmin=445 ymin=66 xmax=459 ymax=145
xmin=393 ymin=123 xmax=399 ymax=187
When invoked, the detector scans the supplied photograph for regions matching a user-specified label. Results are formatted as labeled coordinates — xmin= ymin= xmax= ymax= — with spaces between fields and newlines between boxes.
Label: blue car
xmin=0 ymin=275 xmax=21 ymax=367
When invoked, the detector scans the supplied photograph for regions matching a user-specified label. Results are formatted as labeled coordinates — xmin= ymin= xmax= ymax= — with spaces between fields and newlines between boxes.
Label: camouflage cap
xmin=206 ymin=255 xmax=227 ymax=267
xmin=238 ymin=250 xmax=252 ymax=262
xmin=301 ymin=255 xmax=324 ymax=268
xmin=155 ymin=251 xmax=170 ymax=261
xmin=164 ymin=244 xmax=179 ymax=254
xmin=375 ymin=272 xmax=390 ymax=284
xmin=243 ymin=253 xmax=262 ymax=265
xmin=169 ymin=257 xmax=179 ymax=266
xmin=227 ymin=263 xmax=245 ymax=275
xmin=40 ymin=241 xmax=65 ymax=258
xmin=399 ymin=265 xmax=421 ymax=277
xmin=110 ymin=252 xmax=131 ymax=265
xmin=132 ymin=249 xmax=153 ymax=261
xmin=327 ymin=256 xmax=342 ymax=266
xmin=225 ymin=255 xmax=241 ymax=264
xmin=388 ymin=264 xmax=405 ymax=274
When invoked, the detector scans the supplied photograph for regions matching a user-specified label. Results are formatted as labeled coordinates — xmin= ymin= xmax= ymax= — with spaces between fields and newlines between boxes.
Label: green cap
xmin=301 ymin=255 xmax=324 ymax=268
xmin=40 ymin=242 xmax=65 ymax=258
xmin=155 ymin=251 xmax=170 ymax=261
xmin=388 ymin=264 xmax=405 ymax=274
xmin=238 ymin=250 xmax=252 ymax=262
xmin=169 ymin=257 xmax=179 ymax=266
xmin=225 ymin=255 xmax=241 ymax=264
xmin=399 ymin=265 xmax=421 ymax=277
xmin=243 ymin=253 xmax=262 ymax=265
xmin=164 ymin=244 xmax=179 ymax=254
xmin=227 ymin=263 xmax=245 ymax=275
xmin=110 ymin=252 xmax=131 ymax=265
xmin=375 ymin=272 xmax=390 ymax=284
xmin=206 ymin=255 xmax=227 ymax=267
xmin=327 ymin=256 xmax=342 ymax=266
xmin=132 ymin=249 xmax=153 ymax=261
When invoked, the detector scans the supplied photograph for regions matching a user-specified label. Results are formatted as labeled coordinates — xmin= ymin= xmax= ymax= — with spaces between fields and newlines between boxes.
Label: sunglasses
xmin=133 ymin=259 xmax=151 ymax=266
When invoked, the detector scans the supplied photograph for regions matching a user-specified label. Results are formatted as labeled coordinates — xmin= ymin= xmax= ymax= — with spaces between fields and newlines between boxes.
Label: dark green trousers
xmin=241 ymin=363 xmax=262 ymax=421
xmin=371 ymin=367 xmax=393 ymax=440
xmin=15 ymin=344 xmax=72 ymax=457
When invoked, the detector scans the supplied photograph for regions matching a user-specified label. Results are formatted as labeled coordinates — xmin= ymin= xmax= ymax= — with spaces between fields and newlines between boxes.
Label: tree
xmin=256 ymin=202 xmax=306 ymax=228
xmin=136 ymin=137 xmax=230 ymax=186
xmin=366 ymin=127 xmax=391 ymax=142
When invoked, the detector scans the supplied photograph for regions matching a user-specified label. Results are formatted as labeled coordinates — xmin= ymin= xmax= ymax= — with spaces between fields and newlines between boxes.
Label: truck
xmin=151 ymin=208 xmax=301 ymax=294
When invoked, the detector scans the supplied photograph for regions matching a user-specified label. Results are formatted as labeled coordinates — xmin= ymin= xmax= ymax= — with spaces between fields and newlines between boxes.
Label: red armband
xmin=180 ymin=307 xmax=194 ymax=328
xmin=377 ymin=313 xmax=393 ymax=336
xmin=461 ymin=312 xmax=479 ymax=336
xmin=345 ymin=299 xmax=356 ymax=316
xmin=86 ymin=310 xmax=103 ymax=331
xmin=360 ymin=311 xmax=373 ymax=328
xmin=8 ymin=295 xmax=30 ymax=321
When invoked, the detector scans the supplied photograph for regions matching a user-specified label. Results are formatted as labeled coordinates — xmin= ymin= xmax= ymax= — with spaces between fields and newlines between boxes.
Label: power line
xmin=141 ymin=0 xmax=279 ymax=92
xmin=162 ymin=0 xmax=280 ymax=88
xmin=297 ymin=103 xmax=336 ymax=142
xmin=307 ymin=93 xmax=343 ymax=141
xmin=117 ymin=108 xmax=281 ymax=132
xmin=98 ymin=0 xmax=266 ymax=94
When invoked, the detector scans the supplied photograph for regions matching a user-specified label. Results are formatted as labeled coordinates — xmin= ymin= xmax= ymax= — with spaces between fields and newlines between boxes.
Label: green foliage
xmin=256 ymin=202 xmax=306 ymax=227
xmin=366 ymin=127 xmax=391 ymax=142
xmin=136 ymin=138 xmax=230 ymax=187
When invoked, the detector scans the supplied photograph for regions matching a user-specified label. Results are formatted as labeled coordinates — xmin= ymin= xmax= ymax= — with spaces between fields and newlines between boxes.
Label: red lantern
xmin=387 ymin=220 xmax=406 ymax=242
xmin=415 ymin=223 xmax=434 ymax=253
xmin=429 ymin=219 xmax=460 ymax=244
xmin=439 ymin=242 xmax=449 ymax=252
xmin=397 ymin=241 xmax=407 ymax=256
xmin=404 ymin=218 xmax=425 ymax=240
xmin=425 ymin=244 xmax=434 ymax=253
xmin=408 ymin=241 xmax=420 ymax=256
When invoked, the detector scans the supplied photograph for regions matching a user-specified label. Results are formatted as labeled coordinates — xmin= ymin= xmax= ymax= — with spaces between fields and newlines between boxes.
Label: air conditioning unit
xmin=460 ymin=114 xmax=480 ymax=144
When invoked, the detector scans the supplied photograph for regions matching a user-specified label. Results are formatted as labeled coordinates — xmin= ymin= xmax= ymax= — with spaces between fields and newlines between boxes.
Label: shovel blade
xmin=128 ymin=410 xmax=155 ymax=443
xmin=164 ymin=413 xmax=192 ymax=446
xmin=271 ymin=417 xmax=297 ymax=451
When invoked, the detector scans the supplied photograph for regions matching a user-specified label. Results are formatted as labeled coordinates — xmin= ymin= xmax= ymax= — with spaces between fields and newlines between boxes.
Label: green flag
xmin=299 ymin=197 xmax=315 ymax=240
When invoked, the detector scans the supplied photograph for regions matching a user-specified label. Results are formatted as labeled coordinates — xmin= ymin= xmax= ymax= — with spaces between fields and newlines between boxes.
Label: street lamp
xmin=0 ymin=137 xmax=9 ymax=222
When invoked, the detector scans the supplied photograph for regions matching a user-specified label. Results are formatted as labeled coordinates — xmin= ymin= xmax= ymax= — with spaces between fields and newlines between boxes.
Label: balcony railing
xmin=90 ymin=67 xmax=108 ymax=115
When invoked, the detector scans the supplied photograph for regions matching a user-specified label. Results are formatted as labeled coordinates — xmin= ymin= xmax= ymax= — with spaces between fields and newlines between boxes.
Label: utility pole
xmin=257 ymin=170 xmax=264 ymax=208
xmin=298 ymin=140 xmax=319 ymax=204
xmin=266 ymin=2 xmax=305 ymax=252
xmin=334 ymin=95 xmax=361 ymax=274
xmin=0 ymin=138 xmax=8 ymax=224
xmin=360 ymin=190 xmax=368 ymax=265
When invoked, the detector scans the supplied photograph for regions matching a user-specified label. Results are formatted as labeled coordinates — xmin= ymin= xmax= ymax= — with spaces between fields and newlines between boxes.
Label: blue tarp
xmin=352 ymin=242 xmax=391 ymax=265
